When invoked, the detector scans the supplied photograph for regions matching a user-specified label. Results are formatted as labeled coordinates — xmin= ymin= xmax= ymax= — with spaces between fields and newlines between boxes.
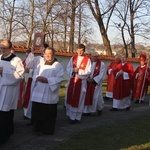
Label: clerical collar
xmin=3 ymin=53 xmax=12 ymax=58
xmin=1 ymin=53 xmax=16 ymax=61
xmin=44 ymin=58 xmax=58 ymax=65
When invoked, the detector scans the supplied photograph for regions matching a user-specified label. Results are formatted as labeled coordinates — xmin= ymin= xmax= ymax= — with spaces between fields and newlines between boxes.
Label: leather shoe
xmin=82 ymin=113 xmax=91 ymax=116
xmin=69 ymin=119 xmax=76 ymax=124
xmin=126 ymin=107 xmax=130 ymax=111
xmin=110 ymin=108 xmax=118 ymax=111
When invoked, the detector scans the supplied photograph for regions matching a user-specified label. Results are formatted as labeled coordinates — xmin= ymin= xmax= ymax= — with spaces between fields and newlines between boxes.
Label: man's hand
xmin=119 ymin=70 xmax=123 ymax=75
xmin=0 ymin=67 xmax=3 ymax=77
xmin=25 ymin=67 xmax=30 ymax=73
xmin=73 ymin=67 xmax=79 ymax=73
xmin=36 ymin=76 xmax=48 ymax=83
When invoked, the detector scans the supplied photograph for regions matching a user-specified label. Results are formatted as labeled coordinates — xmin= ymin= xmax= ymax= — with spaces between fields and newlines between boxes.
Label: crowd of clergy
xmin=0 ymin=39 xmax=150 ymax=145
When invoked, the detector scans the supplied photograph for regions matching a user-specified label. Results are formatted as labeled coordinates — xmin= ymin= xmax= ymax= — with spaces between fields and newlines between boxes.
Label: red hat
xmin=139 ymin=53 xmax=147 ymax=62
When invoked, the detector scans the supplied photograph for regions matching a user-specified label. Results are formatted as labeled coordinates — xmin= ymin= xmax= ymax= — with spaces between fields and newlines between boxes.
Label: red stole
xmin=84 ymin=60 xmax=101 ymax=106
xmin=18 ymin=60 xmax=26 ymax=108
xmin=22 ymin=59 xmax=32 ymax=108
xmin=67 ymin=55 xmax=89 ymax=107
xmin=23 ymin=78 xmax=32 ymax=108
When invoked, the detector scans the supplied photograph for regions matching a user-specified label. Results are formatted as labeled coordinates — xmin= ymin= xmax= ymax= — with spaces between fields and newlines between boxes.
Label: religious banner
xmin=33 ymin=32 xmax=45 ymax=50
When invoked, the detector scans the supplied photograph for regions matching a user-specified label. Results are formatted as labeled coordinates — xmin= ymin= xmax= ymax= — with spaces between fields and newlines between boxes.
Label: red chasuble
xmin=67 ymin=55 xmax=89 ymax=107
xmin=18 ymin=60 xmax=26 ymax=108
xmin=132 ymin=65 xmax=150 ymax=100
xmin=84 ymin=60 xmax=101 ymax=106
xmin=113 ymin=62 xmax=134 ymax=100
xmin=106 ymin=61 xmax=120 ymax=92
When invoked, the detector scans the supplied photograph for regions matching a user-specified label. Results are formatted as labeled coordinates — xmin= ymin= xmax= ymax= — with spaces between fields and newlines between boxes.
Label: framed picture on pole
xmin=33 ymin=32 xmax=45 ymax=50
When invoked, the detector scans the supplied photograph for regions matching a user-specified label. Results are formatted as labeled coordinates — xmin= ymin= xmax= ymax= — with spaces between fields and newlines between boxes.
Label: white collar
xmin=3 ymin=53 xmax=11 ymax=58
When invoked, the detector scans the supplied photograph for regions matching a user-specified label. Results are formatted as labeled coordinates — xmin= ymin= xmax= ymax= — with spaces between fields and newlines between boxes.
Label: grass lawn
xmin=56 ymin=81 xmax=150 ymax=150
xmin=53 ymin=116 xmax=150 ymax=150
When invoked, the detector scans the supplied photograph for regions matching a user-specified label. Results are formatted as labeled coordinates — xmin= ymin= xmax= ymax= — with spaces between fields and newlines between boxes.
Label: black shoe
xmin=126 ymin=107 xmax=130 ymax=111
xmin=97 ymin=110 xmax=102 ymax=116
xmin=69 ymin=119 xmax=76 ymax=124
xmin=82 ymin=113 xmax=91 ymax=116
xmin=135 ymin=100 xmax=139 ymax=104
xmin=110 ymin=108 xmax=118 ymax=111
xmin=75 ymin=119 xmax=80 ymax=124
xmin=23 ymin=116 xmax=30 ymax=120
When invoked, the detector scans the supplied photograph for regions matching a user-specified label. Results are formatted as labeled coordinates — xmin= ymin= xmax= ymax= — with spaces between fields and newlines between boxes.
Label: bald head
xmin=91 ymin=52 xmax=99 ymax=62
xmin=115 ymin=54 xmax=121 ymax=63
xmin=0 ymin=39 xmax=12 ymax=56
xmin=0 ymin=39 xmax=12 ymax=49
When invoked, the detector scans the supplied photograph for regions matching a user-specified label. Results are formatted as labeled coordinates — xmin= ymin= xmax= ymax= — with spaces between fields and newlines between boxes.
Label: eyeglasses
xmin=0 ymin=47 xmax=8 ymax=50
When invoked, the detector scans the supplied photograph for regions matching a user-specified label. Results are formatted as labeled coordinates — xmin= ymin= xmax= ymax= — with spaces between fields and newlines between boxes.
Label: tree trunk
xmin=87 ymin=0 xmax=112 ymax=56
xmin=69 ymin=0 xmax=76 ymax=52
xmin=98 ymin=19 xmax=112 ymax=56
xmin=9 ymin=0 xmax=16 ymax=41
xmin=78 ymin=4 xmax=82 ymax=44
xmin=121 ymin=26 xmax=128 ymax=57
xmin=130 ymin=1 xmax=136 ymax=58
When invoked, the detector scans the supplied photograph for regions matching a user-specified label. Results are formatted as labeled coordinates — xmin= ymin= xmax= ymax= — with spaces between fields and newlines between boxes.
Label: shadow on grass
xmin=52 ymin=116 xmax=150 ymax=150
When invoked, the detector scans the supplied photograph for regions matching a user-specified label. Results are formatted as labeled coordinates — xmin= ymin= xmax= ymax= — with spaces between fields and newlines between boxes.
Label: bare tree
xmin=0 ymin=0 xmax=17 ymax=40
xmin=68 ymin=0 xmax=77 ymax=52
xmin=86 ymin=0 xmax=120 ymax=55
xmin=113 ymin=0 xmax=150 ymax=57
xmin=55 ymin=1 xmax=70 ymax=51
xmin=113 ymin=0 xmax=129 ymax=57
xmin=12 ymin=0 xmax=37 ymax=47
xmin=76 ymin=1 xmax=93 ymax=45
xmin=0 ymin=0 xmax=97 ymax=51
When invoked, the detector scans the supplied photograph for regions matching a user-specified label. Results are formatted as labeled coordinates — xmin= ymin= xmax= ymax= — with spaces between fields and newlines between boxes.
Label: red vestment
xmin=23 ymin=78 xmax=32 ymax=108
xmin=20 ymin=59 xmax=33 ymax=109
xmin=113 ymin=62 xmax=134 ymax=100
xmin=67 ymin=55 xmax=89 ymax=107
xmin=106 ymin=61 xmax=120 ymax=92
xmin=132 ymin=65 xmax=150 ymax=100
xmin=84 ymin=60 xmax=101 ymax=106
xmin=17 ymin=60 xmax=26 ymax=108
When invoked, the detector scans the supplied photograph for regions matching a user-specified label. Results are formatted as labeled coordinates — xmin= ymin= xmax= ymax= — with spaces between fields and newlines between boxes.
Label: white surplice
xmin=0 ymin=56 xmax=24 ymax=111
xmin=25 ymin=55 xmax=45 ymax=118
xmin=30 ymin=61 xmax=64 ymax=104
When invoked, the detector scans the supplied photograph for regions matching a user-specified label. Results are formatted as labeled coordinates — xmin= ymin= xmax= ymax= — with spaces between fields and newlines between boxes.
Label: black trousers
xmin=31 ymin=102 xmax=57 ymax=135
xmin=0 ymin=110 xmax=14 ymax=145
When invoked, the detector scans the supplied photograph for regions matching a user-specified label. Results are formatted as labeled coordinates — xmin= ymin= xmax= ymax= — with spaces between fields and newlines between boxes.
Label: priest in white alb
xmin=0 ymin=39 xmax=24 ymax=145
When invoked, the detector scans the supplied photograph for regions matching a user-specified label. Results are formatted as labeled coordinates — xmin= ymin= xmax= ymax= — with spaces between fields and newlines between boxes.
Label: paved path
xmin=1 ymin=97 xmax=150 ymax=150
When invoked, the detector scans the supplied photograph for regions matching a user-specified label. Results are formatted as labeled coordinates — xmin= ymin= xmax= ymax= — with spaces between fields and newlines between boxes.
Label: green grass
xmin=56 ymin=81 xmax=150 ymax=150
xmin=58 ymin=81 xmax=67 ymax=105
xmin=52 ymin=116 xmax=150 ymax=150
